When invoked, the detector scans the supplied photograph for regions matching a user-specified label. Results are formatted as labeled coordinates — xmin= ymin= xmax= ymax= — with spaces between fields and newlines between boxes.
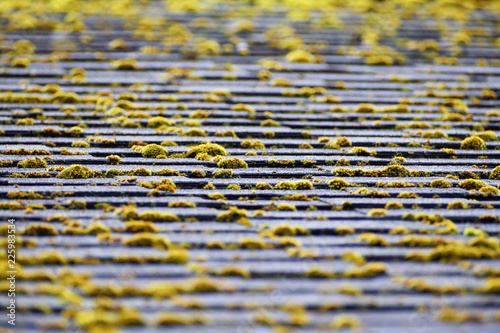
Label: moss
xmin=212 ymin=169 xmax=233 ymax=178
xmin=354 ymin=188 xmax=390 ymax=197
xmin=397 ymin=192 xmax=418 ymax=198
xmin=256 ymin=182 xmax=273 ymax=190
xmin=195 ymin=153 xmax=210 ymax=161
xmin=217 ymin=266 xmax=251 ymax=278
xmin=299 ymin=143 xmax=313 ymax=149
xmin=0 ymin=200 xmax=24 ymax=209
xmin=355 ymin=103 xmax=376 ymax=113
xmin=241 ymin=139 xmax=266 ymax=150
xmin=113 ymin=58 xmax=137 ymax=70
xmin=203 ymin=183 xmax=216 ymax=190
xmin=17 ymin=157 xmax=47 ymax=168
xmin=216 ymin=206 xmax=248 ymax=222
xmin=190 ymin=169 xmax=206 ymax=178
xmin=57 ymin=165 xmax=93 ymax=179
xmin=138 ymin=210 xmax=180 ymax=222
xmin=349 ymin=147 xmax=376 ymax=156
xmin=106 ymin=155 xmax=121 ymax=165
xmin=489 ymin=166 xmax=500 ymax=179
xmin=184 ymin=128 xmax=207 ymax=137
xmin=208 ymin=193 xmax=226 ymax=200
xmin=328 ymin=178 xmax=349 ymax=190
xmin=218 ymin=157 xmax=248 ymax=169
xmin=239 ymin=237 xmax=266 ymax=249
xmin=71 ymin=141 xmax=90 ymax=148
xmin=421 ymin=130 xmax=448 ymax=139
xmin=122 ymin=233 xmax=170 ymax=250
xmin=260 ymin=119 xmax=280 ymax=127
xmin=142 ymin=144 xmax=168 ymax=158
xmin=161 ymin=141 xmax=178 ymax=147
xmin=275 ymin=181 xmax=295 ymax=190
xmin=215 ymin=130 xmax=238 ymax=138
xmin=459 ymin=179 xmax=485 ymax=190
xmin=168 ymin=201 xmax=196 ymax=208
xmin=295 ymin=180 xmax=314 ymax=190
xmin=105 ymin=168 xmax=125 ymax=178
xmin=460 ymin=136 xmax=486 ymax=150
xmin=277 ymin=203 xmax=297 ymax=211
xmin=186 ymin=142 xmax=227 ymax=158
xmin=324 ymin=137 xmax=352 ymax=149
xmin=367 ymin=209 xmax=387 ymax=217
xmin=22 ymin=223 xmax=58 ymax=236
xmin=0 ymin=160 xmax=14 ymax=167
xmin=2 ymin=148 xmax=52 ymax=155
xmin=285 ymin=49 xmax=317 ymax=63
xmin=335 ymin=226 xmax=355 ymax=235
xmin=431 ymin=179 xmax=453 ymax=188
xmin=358 ymin=233 xmax=389 ymax=246
xmin=473 ymin=131 xmax=497 ymax=141
xmin=447 ymin=200 xmax=469 ymax=209
xmin=227 ymin=184 xmax=241 ymax=190
xmin=385 ymin=201 xmax=404 ymax=209
xmin=152 ymin=169 xmax=182 ymax=176
xmin=231 ymin=103 xmax=256 ymax=113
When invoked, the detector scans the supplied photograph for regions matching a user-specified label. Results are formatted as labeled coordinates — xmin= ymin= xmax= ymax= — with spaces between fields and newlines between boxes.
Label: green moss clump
xmin=195 ymin=153 xmax=211 ymax=161
xmin=142 ymin=144 xmax=168 ymax=158
xmin=106 ymin=155 xmax=121 ymax=165
xmin=133 ymin=167 xmax=152 ymax=176
xmin=325 ymin=137 xmax=352 ymax=149
xmin=256 ymin=182 xmax=273 ymax=190
xmin=241 ymin=139 xmax=266 ymax=150
xmin=295 ymin=180 xmax=314 ymax=190
xmin=328 ymin=178 xmax=349 ymax=190
xmin=213 ymin=169 xmax=233 ymax=178
xmin=459 ymin=179 xmax=485 ymax=190
xmin=105 ymin=168 xmax=125 ymax=178
xmin=122 ymin=233 xmax=171 ymax=250
xmin=204 ymin=183 xmax=216 ymax=190
xmin=138 ymin=211 xmax=181 ymax=222
xmin=57 ymin=164 xmax=93 ymax=179
xmin=349 ymin=147 xmax=376 ymax=157
xmin=152 ymin=169 xmax=181 ymax=176
xmin=184 ymin=128 xmax=207 ymax=137
xmin=260 ymin=119 xmax=280 ymax=127
xmin=17 ymin=157 xmax=47 ymax=168
xmin=216 ymin=206 xmax=248 ymax=222
xmin=299 ymin=143 xmax=313 ymax=149
xmin=161 ymin=140 xmax=178 ymax=146
xmin=489 ymin=166 xmax=500 ymax=180
xmin=186 ymin=142 xmax=227 ymax=158
xmin=71 ymin=141 xmax=90 ymax=148
xmin=277 ymin=203 xmax=297 ymax=211
xmin=148 ymin=116 xmax=175 ymax=128
xmin=191 ymin=170 xmax=206 ymax=178
xmin=1 ymin=160 xmax=16 ymax=167
xmin=447 ymin=200 xmax=469 ymax=209
xmin=430 ymin=179 xmax=453 ymax=188
xmin=274 ymin=181 xmax=296 ymax=190
xmin=385 ymin=201 xmax=404 ymax=209
xmin=218 ymin=157 xmax=248 ymax=169
xmin=473 ymin=131 xmax=497 ymax=141
xmin=227 ymin=184 xmax=241 ymax=190
xmin=460 ymin=136 xmax=486 ymax=150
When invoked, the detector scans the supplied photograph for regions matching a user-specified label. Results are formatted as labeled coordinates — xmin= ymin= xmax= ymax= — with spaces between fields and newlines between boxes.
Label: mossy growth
xmin=239 ymin=237 xmax=266 ymax=249
xmin=204 ymin=183 xmax=216 ymax=190
xmin=142 ymin=144 xmax=167 ymax=158
xmin=473 ymin=131 xmax=497 ymax=141
xmin=208 ymin=192 xmax=226 ymax=200
xmin=184 ymin=128 xmax=207 ymax=137
xmin=285 ymin=49 xmax=318 ymax=63
xmin=328 ymin=178 xmax=349 ymax=190
xmin=17 ymin=157 xmax=47 ymax=168
xmin=241 ymin=139 xmax=266 ymax=150
xmin=106 ymin=155 xmax=121 ymax=165
xmin=213 ymin=169 xmax=233 ymax=178
xmin=231 ymin=103 xmax=256 ymax=113
xmin=299 ymin=143 xmax=313 ymax=149
xmin=430 ymin=179 xmax=453 ymax=188
xmin=295 ymin=180 xmax=314 ymax=189
xmin=57 ymin=165 xmax=93 ymax=179
xmin=367 ymin=209 xmax=387 ymax=217
xmin=447 ymin=200 xmax=469 ymax=209
xmin=256 ymin=182 xmax=273 ymax=190
xmin=190 ymin=170 xmax=206 ymax=178
xmin=147 ymin=116 xmax=176 ymax=128
xmin=349 ymin=147 xmax=376 ymax=156
xmin=459 ymin=179 xmax=485 ymax=190
xmin=260 ymin=119 xmax=280 ymax=127
xmin=138 ymin=210 xmax=181 ymax=222
xmin=385 ymin=201 xmax=404 ymax=209
xmin=71 ymin=141 xmax=90 ymax=148
xmin=122 ymin=233 xmax=170 ymax=250
xmin=324 ymin=137 xmax=352 ymax=149
xmin=216 ymin=206 xmax=249 ymax=223
xmin=105 ymin=168 xmax=125 ymax=178
xmin=489 ymin=166 xmax=500 ymax=180
xmin=227 ymin=184 xmax=241 ymax=190
xmin=161 ymin=140 xmax=178 ymax=147
xmin=186 ymin=142 xmax=227 ymax=158
xmin=460 ymin=136 xmax=486 ymax=150
xmin=397 ymin=192 xmax=418 ymax=198
xmin=217 ymin=157 xmax=248 ymax=169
